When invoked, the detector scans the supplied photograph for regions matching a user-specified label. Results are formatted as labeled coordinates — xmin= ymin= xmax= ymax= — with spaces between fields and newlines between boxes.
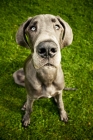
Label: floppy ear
xmin=57 ymin=16 xmax=73 ymax=48
xmin=16 ymin=17 xmax=32 ymax=48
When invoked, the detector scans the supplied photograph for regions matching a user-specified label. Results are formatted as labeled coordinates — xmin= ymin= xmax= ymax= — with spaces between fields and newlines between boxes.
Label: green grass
xmin=0 ymin=0 xmax=93 ymax=139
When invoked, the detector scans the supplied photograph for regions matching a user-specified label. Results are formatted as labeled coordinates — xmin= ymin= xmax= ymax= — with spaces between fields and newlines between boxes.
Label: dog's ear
xmin=16 ymin=17 xmax=32 ymax=48
xmin=57 ymin=16 xmax=73 ymax=48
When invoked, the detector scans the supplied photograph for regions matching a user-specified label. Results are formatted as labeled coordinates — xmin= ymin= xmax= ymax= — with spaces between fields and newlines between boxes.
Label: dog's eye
xmin=55 ymin=24 xmax=60 ymax=30
xmin=30 ymin=26 xmax=36 ymax=31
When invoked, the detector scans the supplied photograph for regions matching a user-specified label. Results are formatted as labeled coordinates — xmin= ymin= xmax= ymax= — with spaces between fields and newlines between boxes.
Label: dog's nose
xmin=37 ymin=41 xmax=58 ymax=58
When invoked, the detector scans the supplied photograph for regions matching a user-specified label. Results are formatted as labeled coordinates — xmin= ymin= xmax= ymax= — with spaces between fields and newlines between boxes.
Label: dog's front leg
xmin=22 ymin=95 xmax=34 ymax=127
xmin=54 ymin=91 xmax=68 ymax=122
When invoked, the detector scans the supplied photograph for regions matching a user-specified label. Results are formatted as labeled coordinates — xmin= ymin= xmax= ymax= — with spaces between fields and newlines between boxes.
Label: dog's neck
xmin=36 ymin=65 xmax=57 ymax=86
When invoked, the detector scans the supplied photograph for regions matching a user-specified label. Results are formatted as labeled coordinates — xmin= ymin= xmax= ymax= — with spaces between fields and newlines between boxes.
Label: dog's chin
xmin=33 ymin=62 xmax=57 ymax=70
xmin=44 ymin=63 xmax=56 ymax=68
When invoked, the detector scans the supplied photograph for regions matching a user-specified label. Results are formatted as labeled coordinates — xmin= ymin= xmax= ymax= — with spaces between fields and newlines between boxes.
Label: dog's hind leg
xmin=13 ymin=68 xmax=25 ymax=87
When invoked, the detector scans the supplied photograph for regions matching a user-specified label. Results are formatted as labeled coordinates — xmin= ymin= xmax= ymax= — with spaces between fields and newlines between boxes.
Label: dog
xmin=13 ymin=14 xmax=73 ymax=127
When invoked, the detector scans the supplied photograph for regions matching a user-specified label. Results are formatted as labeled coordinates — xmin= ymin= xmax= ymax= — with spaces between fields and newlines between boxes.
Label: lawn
xmin=0 ymin=0 xmax=93 ymax=139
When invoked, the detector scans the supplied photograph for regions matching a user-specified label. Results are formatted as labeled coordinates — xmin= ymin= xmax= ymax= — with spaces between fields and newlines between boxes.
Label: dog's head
xmin=16 ymin=14 xmax=73 ymax=69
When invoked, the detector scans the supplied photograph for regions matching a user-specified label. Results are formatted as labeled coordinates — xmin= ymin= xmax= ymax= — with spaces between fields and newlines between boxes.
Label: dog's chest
xmin=40 ymin=84 xmax=58 ymax=98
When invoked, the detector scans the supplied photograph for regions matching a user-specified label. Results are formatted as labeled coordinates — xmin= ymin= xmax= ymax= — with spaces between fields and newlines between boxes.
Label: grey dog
xmin=13 ymin=14 xmax=73 ymax=127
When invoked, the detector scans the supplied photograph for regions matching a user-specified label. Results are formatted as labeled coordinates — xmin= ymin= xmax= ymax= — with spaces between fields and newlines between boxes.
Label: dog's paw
xmin=60 ymin=110 xmax=68 ymax=122
xmin=22 ymin=115 xmax=30 ymax=127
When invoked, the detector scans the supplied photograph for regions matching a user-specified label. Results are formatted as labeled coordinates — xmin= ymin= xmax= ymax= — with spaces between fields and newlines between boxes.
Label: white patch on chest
xmin=43 ymin=85 xmax=56 ymax=98
xmin=47 ymin=95 xmax=52 ymax=98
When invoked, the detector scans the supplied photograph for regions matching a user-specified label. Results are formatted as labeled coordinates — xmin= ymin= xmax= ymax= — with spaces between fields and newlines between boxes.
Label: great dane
xmin=13 ymin=14 xmax=73 ymax=127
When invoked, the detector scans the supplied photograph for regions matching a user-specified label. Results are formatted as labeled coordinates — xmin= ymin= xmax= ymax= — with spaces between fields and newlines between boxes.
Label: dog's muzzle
xmin=37 ymin=41 xmax=58 ymax=58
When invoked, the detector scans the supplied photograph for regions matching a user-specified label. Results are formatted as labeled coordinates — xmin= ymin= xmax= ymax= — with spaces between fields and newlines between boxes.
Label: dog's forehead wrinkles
xmin=30 ymin=16 xmax=46 ymax=29
xmin=31 ymin=14 xmax=57 ymax=24
xmin=30 ymin=18 xmax=40 ymax=25
xmin=43 ymin=15 xmax=57 ymax=24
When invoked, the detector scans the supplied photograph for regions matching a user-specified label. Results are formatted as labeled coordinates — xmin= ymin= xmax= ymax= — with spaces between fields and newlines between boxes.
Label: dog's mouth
xmin=44 ymin=63 xmax=56 ymax=67
xmin=32 ymin=53 xmax=57 ymax=69
xmin=33 ymin=59 xmax=56 ymax=69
